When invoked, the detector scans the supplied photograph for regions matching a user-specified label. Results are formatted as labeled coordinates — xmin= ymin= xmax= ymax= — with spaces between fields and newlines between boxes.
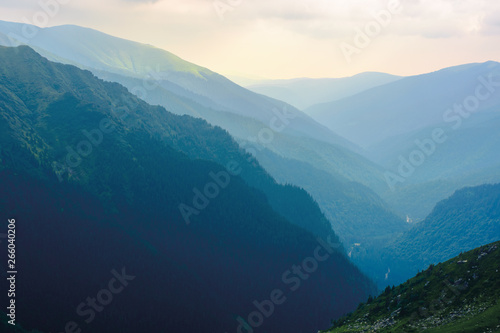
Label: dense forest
xmin=0 ymin=46 xmax=375 ymax=333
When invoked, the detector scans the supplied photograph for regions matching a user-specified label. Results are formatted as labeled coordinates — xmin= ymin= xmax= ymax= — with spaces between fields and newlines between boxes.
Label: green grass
xmin=324 ymin=241 xmax=500 ymax=333
xmin=426 ymin=302 xmax=500 ymax=333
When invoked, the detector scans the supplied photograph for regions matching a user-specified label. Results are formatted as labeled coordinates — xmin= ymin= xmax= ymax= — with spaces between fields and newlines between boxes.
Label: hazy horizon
xmin=1 ymin=0 xmax=500 ymax=80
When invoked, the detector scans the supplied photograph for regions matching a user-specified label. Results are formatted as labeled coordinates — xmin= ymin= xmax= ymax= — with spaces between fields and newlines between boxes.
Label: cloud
xmin=481 ymin=9 xmax=500 ymax=35
xmin=0 ymin=0 xmax=498 ymax=78
xmin=209 ymin=0 xmax=497 ymax=41
xmin=394 ymin=0 xmax=500 ymax=37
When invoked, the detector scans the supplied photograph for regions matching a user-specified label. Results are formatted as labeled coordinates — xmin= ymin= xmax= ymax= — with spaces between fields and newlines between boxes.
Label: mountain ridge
xmin=0 ymin=19 xmax=359 ymax=152
xmin=0 ymin=45 xmax=376 ymax=333
xmin=307 ymin=60 xmax=500 ymax=148
xmin=247 ymin=72 xmax=402 ymax=110
xmin=378 ymin=183 xmax=500 ymax=288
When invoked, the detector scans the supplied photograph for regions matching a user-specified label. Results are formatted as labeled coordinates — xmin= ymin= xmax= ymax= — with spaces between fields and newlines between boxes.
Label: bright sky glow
xmin=1 ymin=0 xmax=499 ymax=79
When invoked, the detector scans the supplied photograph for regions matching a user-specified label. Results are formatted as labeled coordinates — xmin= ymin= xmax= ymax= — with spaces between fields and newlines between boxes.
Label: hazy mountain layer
xmin=307 ymin=61 xmax=500 ymax=148
xmin=247 ymin=72 xmax=401 ymax=110
xmin=0 ymin=45 xmax=375 ymax=333
xmin=0 ymin=20 xmax=356 ymax=151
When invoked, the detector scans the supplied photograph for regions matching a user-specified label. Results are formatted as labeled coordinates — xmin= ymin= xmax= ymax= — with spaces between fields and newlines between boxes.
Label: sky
xmin=1 ymin=0 xmax=500 ymax=81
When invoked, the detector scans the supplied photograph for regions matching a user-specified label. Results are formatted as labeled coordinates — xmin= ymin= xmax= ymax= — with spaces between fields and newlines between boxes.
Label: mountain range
xmin=306 ymin=61 xmax=500 ymax=149
xmin=302 ymin=58 xmax=500 ymax=221
xmin=246 ymin=72 xmax=402 ymax=110
xmin=0 ymin=18 xmax=499 ymax=333
xmin=0 ymin=20 xmax=411 ymax=281
xmin=0 ymin=45 xmax=375 ymax=333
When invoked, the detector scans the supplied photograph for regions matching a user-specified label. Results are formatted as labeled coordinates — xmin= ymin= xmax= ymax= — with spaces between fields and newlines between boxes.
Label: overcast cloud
xmin=0 ymin=0 xmax=499 ymax=79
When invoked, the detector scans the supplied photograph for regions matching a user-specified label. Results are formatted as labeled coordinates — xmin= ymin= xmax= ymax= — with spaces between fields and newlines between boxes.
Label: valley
xmin=0 ymin=2 xmax=499 ymax=331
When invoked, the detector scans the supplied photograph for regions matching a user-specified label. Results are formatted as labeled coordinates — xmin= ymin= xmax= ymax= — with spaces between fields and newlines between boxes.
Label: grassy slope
xmin=323 ymin=241 xmax=500 ymax=333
